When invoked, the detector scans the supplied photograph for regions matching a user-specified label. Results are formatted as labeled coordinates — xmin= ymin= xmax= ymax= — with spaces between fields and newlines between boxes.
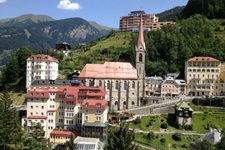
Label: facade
xmin=26 ymin=54 xmax=59 ymax=89
xmin=145 ymin=76 xmax=163 ymax=96
xmin=175 ymin=101 xmax=193 ymax=126
xmin=81 ymin=99 xmax=108 ymax=140
xmin=185 ymin=57 xmax=221 ymax=96
xmin=49 ymin=130 xmax=76 ymax=145
xmin=119 ymin=10 xmax=175 ymax=32
xmin=161 ymin=77 xmax=186 ymax=97
xmin=79 ymin=18 xmax=146 ymax=111
xmin=74 ymin=136 xmax=104 ymax=150
xmin=22 ymin=81 xmax=107 ymax=139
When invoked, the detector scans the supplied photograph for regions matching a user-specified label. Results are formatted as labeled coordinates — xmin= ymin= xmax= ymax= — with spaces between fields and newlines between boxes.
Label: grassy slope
xmin=135 ymin=132 xmax=198 ymax=150
xmin=59 ymin=32 xmax=133 ymax=75
xmin=0 ymin=93 xmax=25 ymax=105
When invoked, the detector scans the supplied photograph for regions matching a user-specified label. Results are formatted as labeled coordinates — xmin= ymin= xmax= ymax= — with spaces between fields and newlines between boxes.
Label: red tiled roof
xmin=27 ymin=54 xmax=58 ymax=63
xmin=26 ymin=88 xmax=51 ymax=99
xmin=79 ymin=62 xmax=137 ymax=79
xmin=82 ymin=99 xmax=108 ymax=109
xmin=187 ymin=57 xmax=220 ymax=62
xmin=27 ymin=116 xmax=47 ymax=119
xmin=50 ymin=130 xmax=74 ymax=137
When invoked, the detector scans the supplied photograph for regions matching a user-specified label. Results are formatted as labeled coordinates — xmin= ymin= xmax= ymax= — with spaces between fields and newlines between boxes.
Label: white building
xmin=26 ymin=54 xmax=58 ymax=89
xmin=74 ymin=136 xmax=104 ymax=150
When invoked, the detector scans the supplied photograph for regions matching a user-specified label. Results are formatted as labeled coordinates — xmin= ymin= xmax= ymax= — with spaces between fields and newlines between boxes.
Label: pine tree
xmin=105 ymin=122 xmax=138 ymax=150
xmin=0 ymin=92 xmax=24 ymax=149
xmin=24 ymin=123 xmax=50 ymax=150
xmin=65 ymin=133 xmax=78 ymax=150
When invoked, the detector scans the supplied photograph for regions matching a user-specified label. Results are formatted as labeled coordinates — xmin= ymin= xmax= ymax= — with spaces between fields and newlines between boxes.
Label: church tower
xmin=135 ymin=15 xmax=146 ymax=98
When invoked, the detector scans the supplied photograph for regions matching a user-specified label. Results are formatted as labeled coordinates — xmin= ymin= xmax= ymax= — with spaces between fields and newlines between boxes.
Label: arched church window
xmin=132 ymin=81 xmax=135 ymax=89
xmin=99 ymin=80 xmax=102 ymax=87
xmin=139 ymin=53 xmax=143 ymax=62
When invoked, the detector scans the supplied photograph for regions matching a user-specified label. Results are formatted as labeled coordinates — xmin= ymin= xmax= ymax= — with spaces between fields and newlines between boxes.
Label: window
xmin=30 ymin=112 xmax=33 ymax=115
xmin=132 ymin=81 xmax=135 ymax=89
xmin=41 ymin=106 xmax=44 ymax=109
xmin=31 ymin=106 xmax=33 ymax=109
xmin=99 ymin=80 xmax=102 ymax=87
xmin=107 ymin=81 xmax=110 ymax=90
xmin=96 ymin=110 xmax=101 ymax=114
xmin=41 ymin=112 xmax=44 ymax=115
xmin=139 ymin=53 xmax=143 ymax=62
xmin=96 ymin=116 xmax=101 ymax=121
xmin=85 ymin=116 xmax=88 ymax=120
xmin=85 ymin=110 xmax=88 ymax=114
xmin=115 ymin=81 xmax=119 ymax=90
xmin=124 ymin=81 xmax=127 ymax=90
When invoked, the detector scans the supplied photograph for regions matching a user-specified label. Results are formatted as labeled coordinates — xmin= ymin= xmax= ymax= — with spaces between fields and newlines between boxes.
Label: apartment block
xmin=26 ymin=54 xmax=59 ymax=89
xmin=161 ymin=77 xmax=186 ymax=97
xmin=22 ymin=81 xmax=108 ymax=140
xmin=145 ymin=76 xmax=186 ymax=97
xmin=119 ymin=10 xmax=175 ymax=32
xmin=185 ymin=57 xmax=221 ymax=96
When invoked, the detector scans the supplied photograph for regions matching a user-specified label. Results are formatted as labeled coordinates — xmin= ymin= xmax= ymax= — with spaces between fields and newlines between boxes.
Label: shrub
xmin=161 ymin=122 xmax=168 ymax=129
xmin=172 ymin=133 xmax=182 ymax=141
xmin=134 ymin=116 xmax=141 ymax=124
xmin=146 ymin=132 xmax=155 ymax=141
xmin=160 ymin=138 xmax=166 ymax=143
xmin=184 ymin=125 xmax=193 ymax=130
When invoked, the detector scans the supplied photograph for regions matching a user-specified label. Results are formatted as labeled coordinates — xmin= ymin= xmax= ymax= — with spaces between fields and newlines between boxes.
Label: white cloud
xmin=57 ymin=0 xmax=81 ymax=10
xmin=0 ymin=0 xmax=7 ymax=4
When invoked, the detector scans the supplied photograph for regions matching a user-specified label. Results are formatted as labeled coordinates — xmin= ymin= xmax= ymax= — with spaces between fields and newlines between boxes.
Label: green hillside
xmin=59 ymin=32 xmax=134 ymax=75
xmin=59 ymin=15 xmax=225 ymax=79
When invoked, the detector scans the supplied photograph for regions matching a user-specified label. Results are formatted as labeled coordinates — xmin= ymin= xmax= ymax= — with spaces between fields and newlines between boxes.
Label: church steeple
xmin=135 ymin=15 xmax=146 ymax=72
xmin=135 ymin=14 xmax=146 ymax=102
xmin=136 ymin=15 xmax=145 ymax=50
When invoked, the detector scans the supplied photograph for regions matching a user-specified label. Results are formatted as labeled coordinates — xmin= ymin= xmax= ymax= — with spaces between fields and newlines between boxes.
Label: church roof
xmin=79 ymin=62 xmax=137 ymax=79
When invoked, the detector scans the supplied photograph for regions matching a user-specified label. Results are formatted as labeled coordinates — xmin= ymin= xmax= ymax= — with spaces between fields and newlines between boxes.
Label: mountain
xmin=156 ymin=6 xmax=185 ymax=21
xmin=0 ymin=14 xmax=111 ymax=52
xmin=0 ymin=14 xmax=54 ymax=28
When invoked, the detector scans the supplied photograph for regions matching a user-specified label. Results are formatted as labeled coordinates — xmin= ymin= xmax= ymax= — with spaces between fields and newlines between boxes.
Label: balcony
xmin=195 ymin=84 xmax=211 ymax=91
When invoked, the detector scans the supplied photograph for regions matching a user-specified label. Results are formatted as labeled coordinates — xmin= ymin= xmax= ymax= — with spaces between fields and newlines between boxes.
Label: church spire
xmin=136 ymin=15 xmax=145 ymax=49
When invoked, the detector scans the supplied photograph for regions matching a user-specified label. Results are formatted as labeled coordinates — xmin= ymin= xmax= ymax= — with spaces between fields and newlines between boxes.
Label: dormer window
xmin=96 ymin=103 xmax=101 ymax=108
xmin=86 ymin=103 xmax=88 ymax=107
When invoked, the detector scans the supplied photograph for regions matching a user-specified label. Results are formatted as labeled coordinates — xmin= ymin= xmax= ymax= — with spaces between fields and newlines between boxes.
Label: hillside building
xmin=22 ymin=81 xmax=108 ymax=141
xmin=175 ymin=101 xmax=193 ymax=126
xmin=185 ymin=57 xmax=221 ymax=96
xmin=26 ymin=54 xmax=58 ymax=89
xmin=54 ymin=42 xmax=71 ymax=58
xmin=119 ymin=10 xmax=175 ymax=32
xmin=79 ymin=16 xmax=146 ymax=111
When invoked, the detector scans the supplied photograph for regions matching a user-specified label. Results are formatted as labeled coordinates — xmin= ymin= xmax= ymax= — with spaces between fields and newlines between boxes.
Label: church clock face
xmin=139 ymin=46 xmax=143 ymax=50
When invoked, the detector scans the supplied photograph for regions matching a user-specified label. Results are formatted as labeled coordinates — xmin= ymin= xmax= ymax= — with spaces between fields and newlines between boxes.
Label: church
xmin=78 ymin=16 xmax=146 ymax=111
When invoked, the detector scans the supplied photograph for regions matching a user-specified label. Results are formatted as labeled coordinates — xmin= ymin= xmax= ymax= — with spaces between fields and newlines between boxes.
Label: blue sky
xmin=0 ymin=0 xmax=188 ymax=28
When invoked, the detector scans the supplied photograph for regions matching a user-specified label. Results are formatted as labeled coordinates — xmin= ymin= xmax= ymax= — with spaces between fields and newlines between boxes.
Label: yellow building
xmin=49 ymin=130 xmax=76 ymax=145
xmin=81 ymin=99 xmax=108 ymax=141
xmin=185 ymin=57 xmax=221 ymax=96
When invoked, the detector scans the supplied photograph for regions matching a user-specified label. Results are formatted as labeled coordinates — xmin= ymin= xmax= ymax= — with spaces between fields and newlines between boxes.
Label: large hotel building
xmin=185 ymin=57 xmax=223 ymax=96
xmin=119 ymin=10 xmax=175 ymax=32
